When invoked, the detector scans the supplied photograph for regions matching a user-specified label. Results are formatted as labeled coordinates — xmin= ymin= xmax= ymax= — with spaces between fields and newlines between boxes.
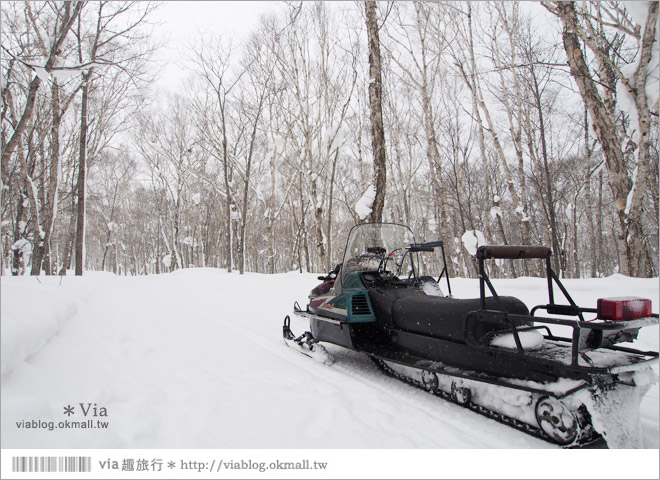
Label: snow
xmin=161 ymin=254 xmax=172 ymax=268
xmin=50 ymin=67 xmax=84 ymax=81
xmin=355 ymin=184 xmax=376 ymax=220
xmin=421 ymin=280 xmax=444 ymax=297
xmin=625 ymin=165 xmax=639 ymax=215
xmin=461 ymin=229 xmax=486 ymax=255
xmin=230 ymin=204 xmax=240 ymax=220
xmin=11 ymin=239 xmax=32 ymax=266
xmin=1 ymin=282 xmax=81 ymax=376
xmin=489 ymin=205 xmax=503 ymax=220
xmin=575 ymin=368 xmax=654 ymax=448
xmin=0 ymin=271 xmax=657 ymax=469
xmin=191 ymin=192 xmax=201 ymax=205
xmin=515 ymin=204 xmax=530 ymax=222
xmin=11 ymin=239 xmax=32 ymax=254
xmin=31 ymin=65 xmax=50 ymax=82
xmin=490 ymin=330 xmax=544 ymax=350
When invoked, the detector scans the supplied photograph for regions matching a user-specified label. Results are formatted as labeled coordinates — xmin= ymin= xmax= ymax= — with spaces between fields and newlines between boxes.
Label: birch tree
xmin=383 ymin=1 xmax=456 ymax=275
xmin=547 ymin=0 xmax=659 ymax=277
xmin=73 ymin=1 xmax=158 ymax=275
xmin=2 ymin=1 xmax=84 ymax=275
xmin=364 ymin=0 xmax=387 ymax=223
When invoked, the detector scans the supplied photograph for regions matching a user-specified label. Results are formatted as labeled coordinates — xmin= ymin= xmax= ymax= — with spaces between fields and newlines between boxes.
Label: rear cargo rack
xmin=475 ymin=245 xmax=659 ymax=369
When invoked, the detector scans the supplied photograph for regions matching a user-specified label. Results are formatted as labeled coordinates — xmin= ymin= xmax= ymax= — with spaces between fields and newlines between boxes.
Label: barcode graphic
xmin=11 ymin=456 xmax=91 ymax=473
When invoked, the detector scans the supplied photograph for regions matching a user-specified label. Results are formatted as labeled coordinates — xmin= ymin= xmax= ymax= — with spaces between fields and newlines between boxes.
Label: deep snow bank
xmin=0 ymin=270 xmax=657 ymax=451
xmin=1 ymin=280 xmax=82 ymax=376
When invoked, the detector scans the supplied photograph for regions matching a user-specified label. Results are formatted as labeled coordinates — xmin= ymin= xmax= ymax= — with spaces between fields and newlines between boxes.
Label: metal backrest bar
xmin=477 ymin=245 xmax=551 ymax=260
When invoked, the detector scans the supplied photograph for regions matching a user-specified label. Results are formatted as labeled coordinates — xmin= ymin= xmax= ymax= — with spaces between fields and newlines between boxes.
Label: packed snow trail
xmin=1 ymin=270 xmax=658 ymax=449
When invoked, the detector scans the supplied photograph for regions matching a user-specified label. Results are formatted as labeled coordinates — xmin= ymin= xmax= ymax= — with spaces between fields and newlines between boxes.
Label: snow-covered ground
xmin=1 ymin=270 xmax=658 ymax=472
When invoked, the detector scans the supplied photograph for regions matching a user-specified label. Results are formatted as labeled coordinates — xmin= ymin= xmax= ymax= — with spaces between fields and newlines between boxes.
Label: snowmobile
xmin=283 ymin=222 xmax=659 ymax=448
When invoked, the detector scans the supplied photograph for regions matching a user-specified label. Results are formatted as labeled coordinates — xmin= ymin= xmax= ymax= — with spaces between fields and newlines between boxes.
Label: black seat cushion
xmin=391 ymin=294 xmax=529 ymax=342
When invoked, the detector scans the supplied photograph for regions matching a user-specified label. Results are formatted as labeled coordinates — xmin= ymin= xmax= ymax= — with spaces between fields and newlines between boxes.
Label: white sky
xmin=150 ymin=1 xmax=278 ymax=91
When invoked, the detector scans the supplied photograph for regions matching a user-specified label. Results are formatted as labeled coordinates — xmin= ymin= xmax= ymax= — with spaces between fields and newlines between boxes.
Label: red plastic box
xmin=597 ymin=297 xmax=652 ymax=321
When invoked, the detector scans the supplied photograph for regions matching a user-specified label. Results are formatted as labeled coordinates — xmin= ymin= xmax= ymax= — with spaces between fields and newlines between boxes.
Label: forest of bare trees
xmin=2 ymin=1 xmax=658 ymax=279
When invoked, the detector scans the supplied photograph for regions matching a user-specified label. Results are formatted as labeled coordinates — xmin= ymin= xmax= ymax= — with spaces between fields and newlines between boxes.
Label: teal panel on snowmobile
xmin=346 ymin=291 xmax=376 ymax=323
xmin=328 ymin=294 xmax=348 ymax=309
xmin=342 ymin=272 xmax=367 ymax=291
xmin=332 ymin=272 xmax=376 ymax=323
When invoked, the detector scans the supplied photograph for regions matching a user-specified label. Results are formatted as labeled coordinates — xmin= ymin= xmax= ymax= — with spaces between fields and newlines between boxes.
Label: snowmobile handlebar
xmin=408 ymin=246 xmax=435 ymax=253
xmin=414 ymin=241 xmax=444 ymax=248
xmin=407 ymin=241 xmax=444 ymax=253
xmin=477 ymin=245 xmax=551 ymax=260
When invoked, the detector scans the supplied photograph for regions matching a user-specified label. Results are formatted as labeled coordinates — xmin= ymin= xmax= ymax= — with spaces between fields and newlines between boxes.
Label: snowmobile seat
xmin=391 ymin=294 xmax=529 ymax=343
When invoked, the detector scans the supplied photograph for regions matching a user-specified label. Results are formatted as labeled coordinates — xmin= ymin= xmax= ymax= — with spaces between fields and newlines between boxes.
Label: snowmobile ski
xmin=283 ymin=315 xmax=334 ymax=365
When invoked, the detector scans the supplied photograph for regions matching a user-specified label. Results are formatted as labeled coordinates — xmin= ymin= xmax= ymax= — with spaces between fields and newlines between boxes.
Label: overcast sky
xmin=147 ymin=1 xmax=559 ymax=92
xmin=150 ymin=1 xmax=277 ymax=90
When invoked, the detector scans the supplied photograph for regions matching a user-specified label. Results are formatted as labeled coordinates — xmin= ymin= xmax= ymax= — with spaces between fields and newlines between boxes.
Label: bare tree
xmin=547 ymin=1 xmax=659 ymax=277
xmin=134 ymin=93 xmax=202 ymax=270
xmin=2 ymin=2 xmax=84 ymax=275
xmin=1 ymin=2 xmax=83 ymax=169
xmin=364 ymin=0 xmax=387 ymax=223
xmin=73 ymin=1 xmax=158 ymax=275
xmin=189 ymin=34 xmax=248 ymax=273
xmin=382 ymin=2 xmax=457 ymax=275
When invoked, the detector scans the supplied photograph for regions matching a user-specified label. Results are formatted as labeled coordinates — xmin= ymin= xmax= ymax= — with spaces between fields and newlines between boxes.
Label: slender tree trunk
xmin=572 ymin=192 xmax=579 ymax=278
xmin=239 ymin=95 xmax=263 ymax=274
xmin=625 ymin=2 xmax=658 ymax=277
xmin=491 ymin=4 xmax=536 ymax=275
xmin=597 ymin=171 xmax=604 ymax=275
xmin=313 ymin=186 xmax=326 ymax=271
xmin=75 ymin=78 xmax=90 ymax=275
xmin=44 ymin=79 xmax=63 ymax=275
xmin=365 ymin=0 xmax=387 ymax=223
xmin=60 ymin=192 xmax=77 ymax=274
xmin=221 ymin=105 xmax=233 ymax=273
xmin=173 ymin=193 xmax=182 ymax=269
xmin=583 ymin=108 xmax=597 ymax=278
xmin=11 ymin=186 xmax=25 ymax=275
xmin=419 ymin=43 xmax=455 ymax=275
xmin=267 ymin=105 xmax=279 ymax=274
xmin=3 ymin=76 xmax=43 ymax=175
xmin=530 ymin=67 xmax=562 ymax=275
xmin=32 ymin=78 xmax=64 ymax=275
xmin=326 ymin=148 xmax=338 ymax=268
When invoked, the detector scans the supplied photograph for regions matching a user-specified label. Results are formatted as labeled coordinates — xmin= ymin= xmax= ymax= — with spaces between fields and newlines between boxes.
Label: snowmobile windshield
xmin=336 ymin=223 xmax=416 ymax=291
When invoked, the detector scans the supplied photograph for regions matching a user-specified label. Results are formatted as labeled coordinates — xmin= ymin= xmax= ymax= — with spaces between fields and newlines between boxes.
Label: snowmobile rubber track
xmin=369 ymin=356 xmax=606 ymax=449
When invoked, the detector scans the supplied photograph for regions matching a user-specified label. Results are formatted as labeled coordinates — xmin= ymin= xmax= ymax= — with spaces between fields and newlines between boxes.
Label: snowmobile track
xmin=369 ymin=356 xmax=606 ymax=449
